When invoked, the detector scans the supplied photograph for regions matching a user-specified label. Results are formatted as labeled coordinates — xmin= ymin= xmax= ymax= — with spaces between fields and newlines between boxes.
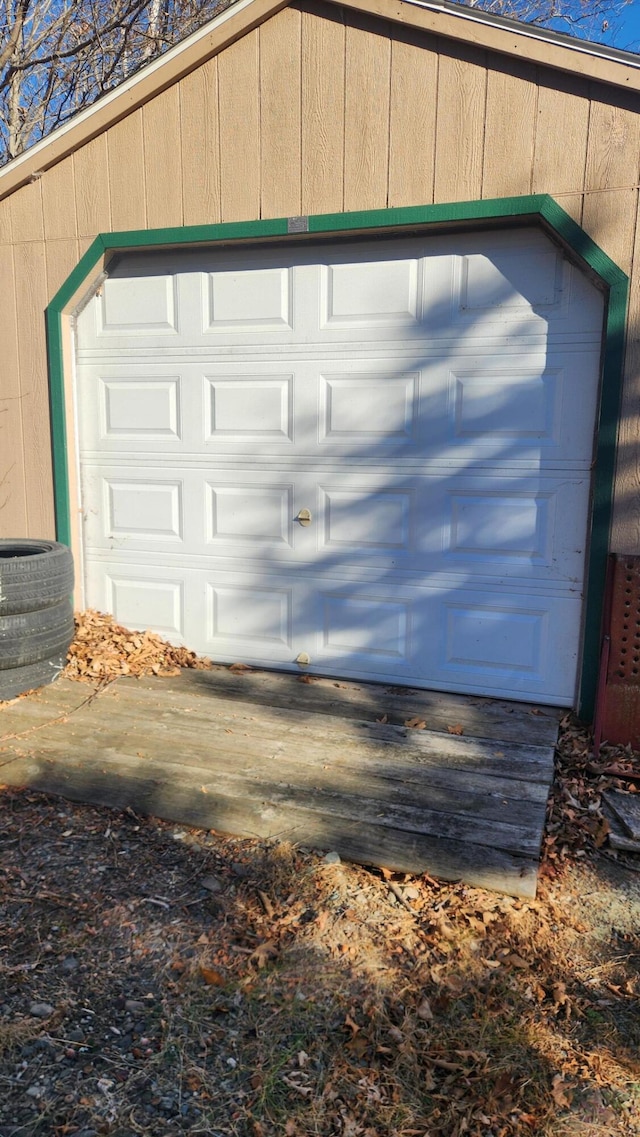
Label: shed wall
xmin=0 ymin=0 xmax=639 ymax=548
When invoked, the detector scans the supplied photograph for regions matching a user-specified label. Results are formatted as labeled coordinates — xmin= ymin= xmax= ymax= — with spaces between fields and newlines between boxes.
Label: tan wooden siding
xmin=482 ymin=60 xmax=536 ymax=199
xmin=108 ymin=110 xmax=147 ymax=232
xmin=388 ymin=35 xmax=438 ymax=208
xmin=260 ymin=8 xmax=302 ymax=219
xmin=1 ymin=1 xmax=640 ymax=546
xmin=616 ymin=195 xmax=640 ymax=554
xmin=300 ymin=7 xmax=345 ymax=215
xmin=218 ymin=30 xmax=261 ymax=222
xmin=0 ymin=244 xmax=26 ymax=536
xmin=434 ymin=45 xmax=487 ymax=203
xmin=180 ymin=59 xmax=221 ymax=227
xmin=344 ymin=22 xmax=392 ymax=212
xmin=73 ymin=136 xmax=111 ymax=238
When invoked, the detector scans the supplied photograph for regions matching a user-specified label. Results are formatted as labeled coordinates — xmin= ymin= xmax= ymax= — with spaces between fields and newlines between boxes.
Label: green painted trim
xmin=46 ymin=195 xmax=628 ymax=717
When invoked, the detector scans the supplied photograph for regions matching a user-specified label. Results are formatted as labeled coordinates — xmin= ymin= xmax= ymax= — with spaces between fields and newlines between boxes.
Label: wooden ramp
xmin=0 ymin=670 xmax=561 ymax=898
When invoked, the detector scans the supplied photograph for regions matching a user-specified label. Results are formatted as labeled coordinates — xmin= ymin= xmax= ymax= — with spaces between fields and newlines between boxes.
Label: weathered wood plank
xmin=0 ymin=748 xmax=539 ymax=896
xmin=0 ymin=695 xmax=550 ymax=825
xmin=2 ymin=729 xmax=545 ymax=854
xmin=121 ymin=668 xmax=562 ymax=747
xmin=0 ymin=673 xmax=556 ymax=898
xmin=61 ymin=677 xmax=556 ymax=781
xmin=0 ymin=676 xmax=558 ymax=777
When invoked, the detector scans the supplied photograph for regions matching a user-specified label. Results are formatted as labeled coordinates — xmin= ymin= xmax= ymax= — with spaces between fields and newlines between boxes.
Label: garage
xmin=74 ymin=226 xmax=604 ymax=704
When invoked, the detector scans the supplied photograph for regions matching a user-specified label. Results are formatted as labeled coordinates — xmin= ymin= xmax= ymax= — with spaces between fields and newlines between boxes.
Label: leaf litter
xmin=0 ymin=613 xmax=638 ymax=1135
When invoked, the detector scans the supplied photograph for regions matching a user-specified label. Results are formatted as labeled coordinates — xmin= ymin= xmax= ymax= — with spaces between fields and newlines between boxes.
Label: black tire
xmin=0 ymin=598 xmax=75 ymax=670
xmin=0 ymin=539 xmax=74 ymax=616
xmin=0 ymin=652 xmax=69 ymax=701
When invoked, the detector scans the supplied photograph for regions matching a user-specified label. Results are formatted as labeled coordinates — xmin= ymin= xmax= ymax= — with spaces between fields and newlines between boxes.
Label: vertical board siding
xmin=434 ymin=47 xmax=487 ymax=202
xmin=218 ymin=30 xmax=261 ymax=222
xmin=0 ymin=244 xmax=27 ymax=535
xmin=260 ymin=8 xmax=302 ymax=218
xmin=482 ymin=64 xmax=536 ymax=198
xmin=582 ymin=188 xmax=638 ymax=275
xmin=12 ymin=242 xmax=55 ymax=537
xmin=9 ymin=180 xmax=44 ymax=243
xmin=108 ymin=111 xmax=147 ymax=231
xmin=45 ymin=239 xmax=81 ymax=299
xmin=532 ymin=77 xmax=590 ymax=195
xmin=42 ymin=160 xmax=78 ymax=242
xmin=612 ymin=188 xmax=640 ymax=552
xmin=388 ymin=35 xmax=438 ymax=208
xmin=143 ymin=87 xmax=183 ymax=229
xmin=553 ymin=192 xmax=584 ymax=225
xmin=344 ymin=23 xmax=391 ymax=211
xmin=73 ymin=135 xmax=111 ymax=238
xmin=301 ymin=8 xmax=345 ymax=215
xmin=181 ymin=59 xmax=221 ymax=227
xmin=585 ymin=100 xmax=640 ymax=192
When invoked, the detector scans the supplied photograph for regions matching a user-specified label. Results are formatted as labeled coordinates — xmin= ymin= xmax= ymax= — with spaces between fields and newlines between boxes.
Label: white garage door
xmin=74 ymin=228 xmax=604 ymax=704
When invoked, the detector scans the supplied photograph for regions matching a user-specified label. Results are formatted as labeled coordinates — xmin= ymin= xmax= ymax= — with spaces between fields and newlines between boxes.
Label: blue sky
xmin=599 ymin=0 xmax=640 ymax=51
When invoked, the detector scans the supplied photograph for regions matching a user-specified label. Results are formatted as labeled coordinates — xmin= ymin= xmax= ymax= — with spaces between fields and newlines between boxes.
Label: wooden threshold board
xmin=0 ymin=671 xmax=561 ymax=898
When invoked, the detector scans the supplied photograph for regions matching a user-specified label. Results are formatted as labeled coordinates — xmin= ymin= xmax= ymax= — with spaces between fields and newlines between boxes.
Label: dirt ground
xmin=0 ymin=615 xmax=639 ymax=1136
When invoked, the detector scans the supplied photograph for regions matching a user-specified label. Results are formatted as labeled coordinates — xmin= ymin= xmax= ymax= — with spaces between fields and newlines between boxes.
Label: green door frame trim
xmin=45 ymin=193 xmax=628 ymax=719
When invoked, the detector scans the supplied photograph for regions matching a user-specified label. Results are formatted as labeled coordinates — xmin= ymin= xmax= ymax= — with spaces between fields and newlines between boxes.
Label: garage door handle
xmin=296 ymin=508 xmax=312 ymax=526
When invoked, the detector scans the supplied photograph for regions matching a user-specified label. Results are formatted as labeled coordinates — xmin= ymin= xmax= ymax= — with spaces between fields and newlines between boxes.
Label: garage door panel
xmin=105 ymin=574 xmax=185 ymax=641
xmin=319 ymin=370 xmax=419 ymax=445
xmin=207 ymin=482 xmax=294 ymax=547
xmin=320 ymin=258 xmax=420 ymax=328
xmin=206 ymin=581 xmax=294 ymax=652
xmin=205 ymin=266 xmax=293 ymax=332
xmin=104 ymin=478 xmax=184 ymax=542
xmin=82 ymin=465 xmax=588 ymax=584
xmin=84 ymin=553 xmax=581 ymax=702
xmin=205 ymin=374 xmax=294 ymax=441
xmin=76 ymin=229 xmax=604 ymax=702
xmin=80 ymin=352 xmax=600 ymax=466
xmin=98 ymin=375 xmax=181 ymax=439
xmin=97 ymin=274 xmax=179 ymax=336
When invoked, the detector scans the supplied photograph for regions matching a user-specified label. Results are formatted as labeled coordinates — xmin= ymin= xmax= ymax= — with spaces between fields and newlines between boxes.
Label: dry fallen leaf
xmin=199 ymin=965 xmax=225 ymax=987
xmin=447 ymin=723 xmax=464 ymax=735
xmin=551 ymin=1073 xmax=573 ymax=1108
xmin=229 ymin=662 xmax=252 ymax=673
xmin=405 ymin=717 xmax=426 ymax=730
xmin=416 ymin=997 xmax=434 ymax=1021
xmin=250 ymin=941 xmax=278 ymax=969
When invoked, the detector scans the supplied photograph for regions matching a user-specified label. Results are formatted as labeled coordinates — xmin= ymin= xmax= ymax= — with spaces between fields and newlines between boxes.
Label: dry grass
xmin=0 ymin=786 xmax=638 ymax=1137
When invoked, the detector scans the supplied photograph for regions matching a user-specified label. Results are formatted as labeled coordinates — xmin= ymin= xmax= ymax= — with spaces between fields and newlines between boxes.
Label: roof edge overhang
xmin=1 ymin=0 xmax=640 ymax=203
